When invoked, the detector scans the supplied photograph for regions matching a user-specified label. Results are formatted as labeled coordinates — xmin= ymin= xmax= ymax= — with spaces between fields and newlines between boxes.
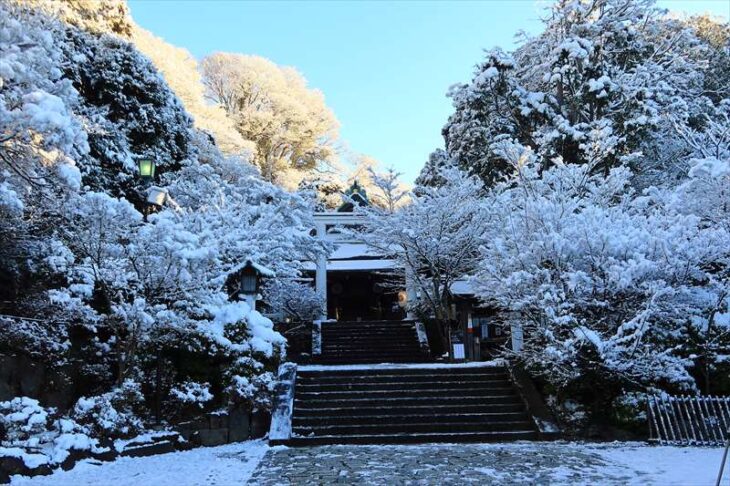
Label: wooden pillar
xmin=405 ymin=266 xmax=417 ymax=319
xmin=315 ymin=222 xmax=328 ymax=321
xmin=509 ymin=311 xmax=523 ymax=352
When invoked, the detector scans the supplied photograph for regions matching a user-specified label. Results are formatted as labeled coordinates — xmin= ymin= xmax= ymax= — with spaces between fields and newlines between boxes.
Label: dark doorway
xmin=327 ymin=271 xmax=404 ymax=321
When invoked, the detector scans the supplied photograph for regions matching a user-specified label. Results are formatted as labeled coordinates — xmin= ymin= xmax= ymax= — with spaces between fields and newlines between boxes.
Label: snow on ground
xmin=9 ymin=440 xmax=726 ymax=485
xmin=11 ymin=440 xmax=268 ymax=486
xmin=588 ymin=443 xmax=726 ymax=485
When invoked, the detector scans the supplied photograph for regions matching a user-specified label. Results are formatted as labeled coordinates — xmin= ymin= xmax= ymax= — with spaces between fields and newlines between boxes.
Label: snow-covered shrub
xmin=72 ymin=381 xmax=145 ymax=440
xmin=169 ymin=382 xmax=213 ymax=410
xmin=0 ymin=397 xmax=53 ymax=444
xmin=0 ymin=397 xmax=104 ymax=467
xmin=226 ymin=368 xmax=278 ymax=412
xmin=611 ymin=392 xmax=649 ymax=430
xmin=209 ymin=302 xmax=285 ymax=410
xmin=0 ymin=317 xmax=70 ymax=362
xmin=546 ymin=396 xmax=589 ymax=433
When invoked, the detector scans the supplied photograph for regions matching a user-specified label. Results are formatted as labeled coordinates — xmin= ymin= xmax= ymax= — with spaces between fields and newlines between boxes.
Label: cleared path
xmin=250 ymin=441 xmax=724 ymax=485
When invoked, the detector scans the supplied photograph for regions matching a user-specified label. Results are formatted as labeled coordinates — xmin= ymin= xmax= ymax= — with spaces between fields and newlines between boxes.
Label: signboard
xmin=452 ymin=343 xmax=465 ymax=360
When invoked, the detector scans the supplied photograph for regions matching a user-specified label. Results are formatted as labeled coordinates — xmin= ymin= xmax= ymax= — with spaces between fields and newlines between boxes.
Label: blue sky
xmin=129 ymin=0 xmax=729 ymax=183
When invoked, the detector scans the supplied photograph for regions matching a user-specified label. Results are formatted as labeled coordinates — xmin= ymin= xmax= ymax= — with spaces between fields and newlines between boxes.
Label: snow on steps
xmin=313 ymin=320 xmax=430 ymax=365
xmin=270 ymin=360 xmax=543 ymax=446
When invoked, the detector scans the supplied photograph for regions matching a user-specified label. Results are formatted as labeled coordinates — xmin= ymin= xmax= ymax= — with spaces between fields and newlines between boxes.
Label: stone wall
xmin=176 ymin=409 xmax=271 ymax=447
xmin=0 ymin=354 xmax=76 ymax=410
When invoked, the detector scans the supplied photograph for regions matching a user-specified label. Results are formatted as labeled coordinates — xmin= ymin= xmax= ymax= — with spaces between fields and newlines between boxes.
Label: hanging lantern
xmin=138 ymin=159 xmax=156 ymax=180
xmin=240 ymin=261 xmax=260 ymax=294
xmin=397 ymin=290 xmax=408 ymax=308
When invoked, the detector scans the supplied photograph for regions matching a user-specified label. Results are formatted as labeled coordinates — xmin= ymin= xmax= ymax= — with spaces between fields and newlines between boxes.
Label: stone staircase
xmin=269 ymin=319 xmax=547 ymax=445
xmin=285 ymin=364 xmax=538 ymax=445
xmin=314 ymin=320 xmax=429 ymax=364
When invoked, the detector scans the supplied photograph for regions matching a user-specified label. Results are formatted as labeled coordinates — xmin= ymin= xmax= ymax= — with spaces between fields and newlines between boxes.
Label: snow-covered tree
xmin=356 ymin=167 xmax=488 ymax=322
xmin=1 ymin=3 xmax=88 ymax=319
xmin=262 ymin=279 xmax=324 ymax=323
xmin=201 ymin=53 xmax=340 ymax=184
xmin=472 ymin=144 xmax=730 ymax=406
xmin=12 ymin=0 xmax=134 ymax=37
xmin=1 ymin=3 xmax=328 ymax=435
xmin=367 ymin=166 xmax=409 ymax=213
xmin=415 ymin=149 xmax=454 ymax=190
xmin=441 ymin=0 xmax=719 ymax=186
xmin=132 ymin=27 xmax=255 ymax=159
xmin=61 ymin=27 xmax=194 ymax=200
xmin=0 ymin=4 xmax=87 ymax=215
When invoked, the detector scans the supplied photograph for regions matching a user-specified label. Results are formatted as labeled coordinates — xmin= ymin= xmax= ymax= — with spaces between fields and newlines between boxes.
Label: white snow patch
xmin=10 ymin=440 xmax=269 ymax=486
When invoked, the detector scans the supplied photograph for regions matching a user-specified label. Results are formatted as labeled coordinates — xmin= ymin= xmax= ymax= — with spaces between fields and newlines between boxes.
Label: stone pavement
xmin=248 ymin=442 xmax=643 ymax=485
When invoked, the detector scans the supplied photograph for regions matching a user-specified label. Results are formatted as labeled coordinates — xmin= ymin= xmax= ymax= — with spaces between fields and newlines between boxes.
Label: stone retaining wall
xmin=176 ymin=409 xmax=271 ymax=447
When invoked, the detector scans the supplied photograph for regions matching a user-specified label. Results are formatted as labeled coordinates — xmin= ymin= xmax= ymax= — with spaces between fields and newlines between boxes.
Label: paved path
xmin=248 ymin=442 xmax=645 ymax=485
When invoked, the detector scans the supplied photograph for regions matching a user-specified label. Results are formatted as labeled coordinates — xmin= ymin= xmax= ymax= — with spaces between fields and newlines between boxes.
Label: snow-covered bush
xmin=0 ymin=397 xmax=105 ymax=468
xmin=611 ymin=392 xmax=649 ymax=430
xmin=226 ymin=368 xmax=278 ymax=412
xmin=545 ymin=396 xmax=589 ymax=432
xmin=169 ymin=382 xmax=213 ymax=408
xmin=0 ymin=397 xmax=53 ymax=444
xmin=0 ymin=317 xmax=70 ymax=361
xmin=72 ymin=380 xmax=146 ymax=440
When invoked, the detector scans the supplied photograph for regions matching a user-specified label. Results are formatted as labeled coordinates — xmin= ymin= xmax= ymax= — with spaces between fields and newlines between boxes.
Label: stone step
xmin=312 ymin=358 xmax=430 ymax=365
xmin=296 ymin=386 xmax=516 ymax=401
xmin=297 ymin=367 xmax=507 ymax=378
xmin=321 ymin=332 xmax=418 ymax=339
xmin=296 ymin=373 xmax=510 ymax=385
xmin=320 ymin=342 xmax=419 ymax=348
xmin=295 ymin=395 xmax=521 ymax=408
xmin=324 ymin=320 xmax=414 ymax=324
xmin=296 ymin=380 xmax=513 ymax=392
xmin=293 ymin=420 xmax=534 ymax=436
xmin=293 ymin=402 xmax=527 ymax=417
xmin=314 ymin=353 xmax=427 ymax=359
xmin=321 ymin=334 xmax=418 ymax=340
xmin=282 ymin=430 xmax=538 ymax=446
xmin=318 ymin=348 xmax=420 ymax=359
xmin=293 ymin=412 xmax=530 ymax=426
xmin=316 ymin=353 xmax=426 ymax=361
xmin=322 ymin=326 xmax=416 ymax=332
xmin=321 ymin=343 xmax=421 ymax=350
xmin=322 ymin=326 xmax=416 ymax=331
